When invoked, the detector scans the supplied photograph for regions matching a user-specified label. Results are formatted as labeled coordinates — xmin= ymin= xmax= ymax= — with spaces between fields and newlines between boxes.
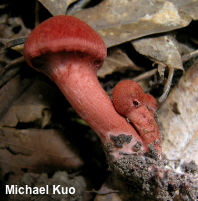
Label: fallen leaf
xmin=73 ymin=0 xmax=197 ymax=48
xmin=158 ymin=59 xmax=198 ymax=166
xmin=132 ymin=34 xmax=183 ymax=71
xmin=0 ymin=127 xmax=84 ymax=177
xmin=132 ymin=34 xmax=184 ymax=102
xmin=0 ymin=78 xmax=56 ymax=128
xmin=97 ymin=47 xmax=143 ymax=78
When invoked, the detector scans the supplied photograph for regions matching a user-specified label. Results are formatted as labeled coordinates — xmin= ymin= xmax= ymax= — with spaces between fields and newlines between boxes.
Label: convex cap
xmin=23 ymin=15 xmax=107 ymax=70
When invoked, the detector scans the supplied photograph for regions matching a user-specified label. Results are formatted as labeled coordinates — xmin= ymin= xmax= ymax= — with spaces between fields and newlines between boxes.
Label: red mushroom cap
xmin=23 ymin=15 xmax=106 ymax=71
xmin=112 ymin=80 xmax=144 ymax=116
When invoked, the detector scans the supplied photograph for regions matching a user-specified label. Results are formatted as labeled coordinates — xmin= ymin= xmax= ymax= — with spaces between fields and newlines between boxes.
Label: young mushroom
xmin=112 ymin=80 xmax=161 ymax=157
xmin=23 ymin=15 xmax=144 ymax=159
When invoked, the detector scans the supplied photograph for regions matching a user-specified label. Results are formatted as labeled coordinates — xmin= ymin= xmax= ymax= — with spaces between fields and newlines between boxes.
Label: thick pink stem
xmin=49 ymin=60 xmax=144 ymax=158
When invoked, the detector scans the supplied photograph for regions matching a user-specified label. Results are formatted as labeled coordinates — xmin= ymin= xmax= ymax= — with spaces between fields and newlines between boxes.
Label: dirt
xmin=181 ymin=161 xmax=198 ymax=175
xmin=107 ymin=146 xmax=198 ymax=201
xmin=110 ymin=134 xmax=132 ymax=148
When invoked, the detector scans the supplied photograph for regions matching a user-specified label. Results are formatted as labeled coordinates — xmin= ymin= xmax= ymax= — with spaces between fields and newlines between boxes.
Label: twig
xmin=0 ymin=37 xmax=27 ymax=48
xmin=181 ymin=49 xmax=198 ymax=63
xmin=158 ymin=67 xmax=174 ymax=103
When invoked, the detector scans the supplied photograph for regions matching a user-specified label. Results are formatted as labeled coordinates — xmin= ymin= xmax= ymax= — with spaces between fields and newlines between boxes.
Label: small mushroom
xmin=23 ymin=15 xmax=143 ymax=158
xmin=112 ymin=80 xmax=161 ymax=157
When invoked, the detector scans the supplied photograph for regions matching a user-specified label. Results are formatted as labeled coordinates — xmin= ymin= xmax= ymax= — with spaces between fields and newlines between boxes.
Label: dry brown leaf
xmin=38 ymin=0 xmax=78 ymax=16
xmin=97 ymin=47 xmax=143 ymax=78
xmin=158 ymin=59 xmax=198 ymax=166
xmin=0 ymin=78 xmax=56 ymax=128
xmin=132 ymin=34 xmax=184 ymax=102
xmin=132 ymin=34 xmax=183 ymax=71
xmin=73 ymin=0 xmax=197 ymax=48
xmin=0 ymin=127 xmax=84 ymax=176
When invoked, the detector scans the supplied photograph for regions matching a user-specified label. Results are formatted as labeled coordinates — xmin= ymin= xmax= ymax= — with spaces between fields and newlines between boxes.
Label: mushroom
xmin=112 ymin=80 xmax=161 ymax=157
xmin=23 ymin=15 xmax=144 ymax=158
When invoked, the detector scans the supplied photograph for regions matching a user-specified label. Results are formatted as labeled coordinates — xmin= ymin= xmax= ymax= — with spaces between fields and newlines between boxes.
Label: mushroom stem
xmin=49 ymin=60 xmax=144 ymax=157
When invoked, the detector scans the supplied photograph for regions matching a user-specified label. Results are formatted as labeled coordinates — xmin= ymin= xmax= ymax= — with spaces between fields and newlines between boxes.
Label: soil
xmin=108 ymin=145 xmax=198 ymax=200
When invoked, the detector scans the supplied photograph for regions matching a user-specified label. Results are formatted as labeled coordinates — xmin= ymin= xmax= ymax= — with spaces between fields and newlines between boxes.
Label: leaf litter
xmin=1 ymin=0 xmax=198 ymax=200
